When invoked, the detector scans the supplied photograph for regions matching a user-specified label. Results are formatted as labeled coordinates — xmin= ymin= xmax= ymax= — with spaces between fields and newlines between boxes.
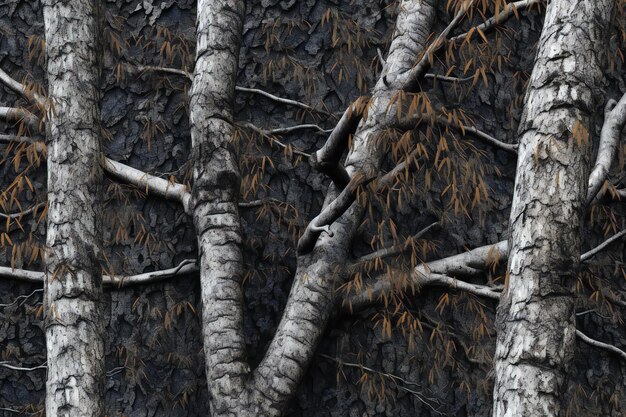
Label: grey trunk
xmin=189 ymin=0 xmax=249 ymax=415
xmin=190 ymin=0 xmax=437 ymax=415
xmin=42 ymin=1 xmax=105 ymax=417
xmin=492 ymin=1 xmax=615 ymax=416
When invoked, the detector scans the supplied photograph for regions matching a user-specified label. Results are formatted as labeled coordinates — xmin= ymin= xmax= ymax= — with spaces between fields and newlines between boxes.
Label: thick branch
xmin=0 ymin=67 xmax=45 ymax=106
xmin=297 ymin=174 xmax=372 ymax=254
xmin=587 ymin=93 xmax=626 ymax=204
xmin=308 ymin=97 xmax=368 ymax=189
xmin=400 ymin=0 xmax=476 ymax=91
xmin=0 ymin=106 xmax=40 ymax=131
xmin=103 ymin=158 xmax=191 ymax=212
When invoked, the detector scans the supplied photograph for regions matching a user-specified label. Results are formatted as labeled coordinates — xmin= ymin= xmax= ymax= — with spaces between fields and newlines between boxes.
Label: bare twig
xmin=0 ymin=259 xmax=198 ymax=287
xmin=241 ymin=122 xmax=312 ymax=158
xmin=0 ymin=202 xmax=46 ymax=220
xmin=352 ymin=222 xmax=440 ymax=265
xmin=424 ymin=74 xmax=475 ymax=83
xmin=319 ymin=354 xmax=446 ymax=415
xmin=580 ymin=229 xmax=626 ymax=262
xmin=129 ymin=65 xmax=327 ymax=115
xmin=576 ymin=329 xmax=626 ymax=361
xmin=0 ymin=288 xmax=43 ymax=308
xmin=0 ymin=361 xmax=47 ymax=372
xmin=449 ymin=0 xmax=542 ymax=44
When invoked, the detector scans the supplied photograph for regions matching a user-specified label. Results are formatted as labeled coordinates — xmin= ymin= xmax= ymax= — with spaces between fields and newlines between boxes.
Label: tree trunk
xmin=492 ymin=1 xmax=615 ymax=416
xmin=42 ymin=1 xmax=105 ymax=417
xmin=251 ymin=0 xmax=438 ymax=412
xmin=189 ymin=0 xmax=249 ymax=415
xmin=190 ymin=0 xmax=437 ymax=415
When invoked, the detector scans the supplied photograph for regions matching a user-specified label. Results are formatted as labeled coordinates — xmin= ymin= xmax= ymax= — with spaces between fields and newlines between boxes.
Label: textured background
xmin=1 ymin=0 xmax=625 ymax=416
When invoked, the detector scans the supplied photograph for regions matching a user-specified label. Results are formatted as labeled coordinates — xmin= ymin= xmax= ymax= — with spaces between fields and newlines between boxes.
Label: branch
xmin=0 ymin=107 xmax=40 ymax=131
xmin=424 ymin=73 xmax=475 ymax=83
xmin=587 ymin=93 xmax=626 ymax=205
xmin=352 ymin=222 xmax=440 ymax=265
xmin=0 ymin=134 xmax=44 ymax=151
xmin=318 ymin=354 xmax=446 ymax=415
xmin=0 ymin=67 xmax=45 ymax=106
xmin=348 ymin=226 xmax=626 ymax=312
xmin=346 ymin=240 xmax=508 ymax=310
xmin=104 ymin=259 xmax=198 ymax=287
xmin=309 ymin=97 xmax=368 ymax=189
xmin=0 ymin=361 xmax=46 ymax=372
xmin=258 ymin=124 xmax=332 ymax=135
xmin=240 ymin=122 xmax=316 ymax=158
xmin=131 ymin=64 xmax=192 ymax=80
xmin=0 ymin=202 xmax=46 ymax=220
xmin=580 ymin=229 xmax=626 ymax=262
xmin=238 ymin=197 xmax=285 ymax=208
xmin=297 ymin=173 xmax=373 ymax=254
xmin=235 ymin=86 xmax=322 ymax=114
xmin=103 ymin=158 xmax=191 ymax=212
xmin=576 ymin=329 xmax=626 ymax=361
xmin=401 ymin=0 xmax=476 ymax=91
xmin=449 ymin=0 xmax=542 ymax=44
xmin=129 ymin=65 xmax=326 ymax=115
xmin=0 ymin=259 xmax=198 ymax=287
xmin=399 ymin=114 xmax=518 ymax=153
xmin=0 ymin=288 xmax=43 ymax=308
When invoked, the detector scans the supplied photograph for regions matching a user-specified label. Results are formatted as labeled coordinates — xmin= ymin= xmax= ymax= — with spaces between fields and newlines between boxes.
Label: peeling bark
xmin=492 ymin=1 xmax=615 ymax=416
xmin=42 ymin=1 xmax=105 ymax=417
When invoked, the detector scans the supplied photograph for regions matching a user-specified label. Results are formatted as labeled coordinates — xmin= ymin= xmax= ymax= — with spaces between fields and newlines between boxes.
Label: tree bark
xmin=492 ymin=1 xmax=615 ymax=416
xmin=189 ymin=0 xmax=249 ymax=415
xmin=250 ymin=0 xmax=436 ymax=413
xmin=189 ymin=0 xmax=437 ymax=415
xmin=42 ymin=1 xmax=105 ymax=417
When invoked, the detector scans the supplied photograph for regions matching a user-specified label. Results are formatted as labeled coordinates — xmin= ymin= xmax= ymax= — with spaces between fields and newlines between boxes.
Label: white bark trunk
xmin=492 ymin=1 xmax=615 ymax=416
xmin=42 ymin=1 xmax=105 ymax=417
xmin=250 ymin=0 xmax=437 ymax=413
xmin=188 ymin=0 xmax=437 ymax=415
xmin=189 ymin=0 xmax=250 ymax=415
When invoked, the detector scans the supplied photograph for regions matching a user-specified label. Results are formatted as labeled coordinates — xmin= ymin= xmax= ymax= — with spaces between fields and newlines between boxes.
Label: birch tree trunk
xmin=190 ymin=0 xmax=436 ymax=415
xmin=42 ymin=1 xmax=105 ymax=417
xmin=189 ymin=0 xmax=249 ymax=415
xmin=493 ymin=1 xmax=615 ymax=416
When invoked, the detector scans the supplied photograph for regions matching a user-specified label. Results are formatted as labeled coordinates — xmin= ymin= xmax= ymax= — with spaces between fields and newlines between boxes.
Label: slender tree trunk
xmin=189 ymin=0 xmax=249 ymax=415
xmin=42 ymin=1 xmax=105 ymax=417
xmin=250 ymin=3 xmax=437 ymax=414
xmin=493 ymin=1 xmax=615 ymax=416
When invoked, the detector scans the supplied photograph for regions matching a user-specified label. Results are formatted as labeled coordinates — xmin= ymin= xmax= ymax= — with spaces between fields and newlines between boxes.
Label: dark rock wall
xmin=1 ymin=0 xmax=625 ymax=416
